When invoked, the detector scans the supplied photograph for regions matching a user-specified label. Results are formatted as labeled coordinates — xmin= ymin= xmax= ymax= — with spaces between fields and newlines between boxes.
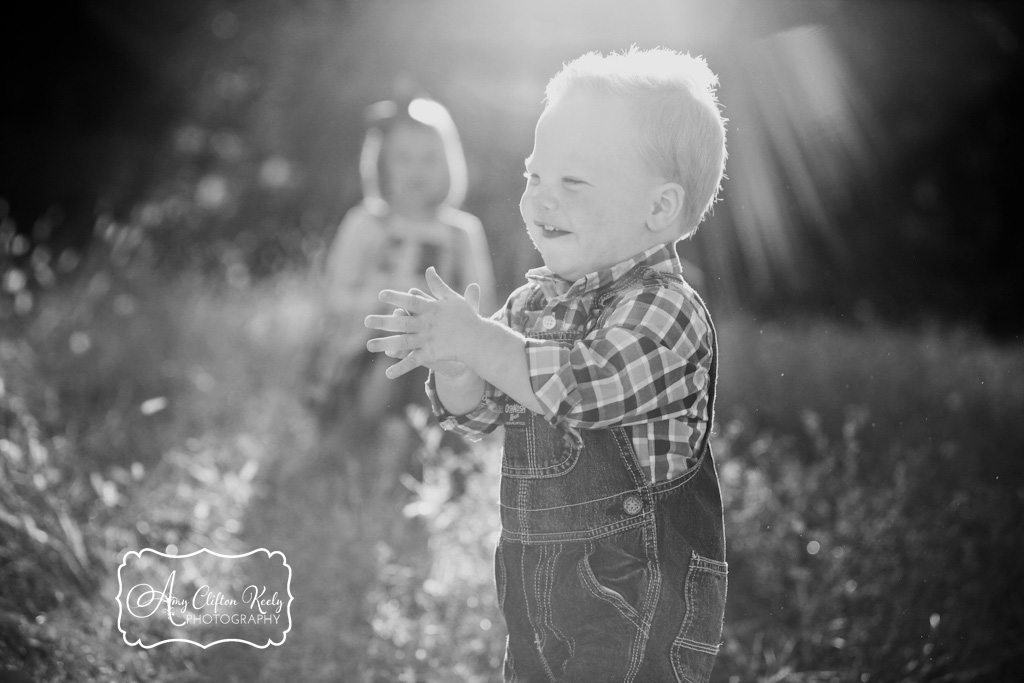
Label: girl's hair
xmin=545 ymin=46 xmax=728 ymax=232
xmin=358 ymin=96 xmax=468 ymax=213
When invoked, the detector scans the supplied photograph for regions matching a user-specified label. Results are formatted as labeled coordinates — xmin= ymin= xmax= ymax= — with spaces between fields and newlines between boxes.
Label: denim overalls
xmin=495 ymin=268 xmax=727 ymax=683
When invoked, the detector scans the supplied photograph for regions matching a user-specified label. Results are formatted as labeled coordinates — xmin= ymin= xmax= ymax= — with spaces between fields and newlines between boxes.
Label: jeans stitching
xmin=578 ymin=549 xmax=644 ymax=630
xmin=517 ymin=448 xmax=529 ymax=535
xmin=574 ymin=548 xmax=645 ymax=683
xmin=544 ymin=544 xmax=575 ymax=660
xmin=608 ymin=426 xmax=657 ymax=683
xmin=682 ymin=550 xmax=696 ymax=636
xmin=526 ymin=413 xmax=536 ymax=470
xmin=500 ymin=513 xmax=650 ymax=544
xmin=690 ymin=555 xmax=728 ymax=574
xmin=500 ymin=486 xmax=644 ymax=512
xmin=529 ymin=545 xmax=557 ymax=682
xmin=502 ymin=445 xmax=580 ymax=478
xmin=502 ymin=415 xmax=582 ymax=479
xmin=627 ymin=503 xmax=660 ymax=679
xmin=639 ymin=519 xmax=662 ymax=632
xmin=670 ymin=550 xmax=726 ymax=682
xmin=538 ymin=545 xmax=553 ymax=654
xmin=501 ymin=426 xmax=656 ymax=544
xmin=675 ymin=637 xmax=720 ymax=656
xmin=612 ymin=426 xmax=663 ymax=637
xmin=535 ymin=544 xmax=549 ymax=654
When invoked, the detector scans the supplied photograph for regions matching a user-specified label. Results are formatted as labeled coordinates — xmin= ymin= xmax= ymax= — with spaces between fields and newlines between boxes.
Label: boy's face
xmin=383 ymin=123 xmax=449 ymax=214
xmin=520 ymin=90 xmax=663 ymax=282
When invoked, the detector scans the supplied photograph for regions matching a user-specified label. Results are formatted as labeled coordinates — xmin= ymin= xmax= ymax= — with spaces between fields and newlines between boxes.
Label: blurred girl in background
xmin=308 ymin=94 xmax=495 ymax=497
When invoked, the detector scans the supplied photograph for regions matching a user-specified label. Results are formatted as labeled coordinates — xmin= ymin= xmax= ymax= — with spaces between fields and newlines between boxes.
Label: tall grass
xmin=714 ymin=317 xmax=1024 ymax=682
xmin=1 ymin=267 xmax=1021 ymax=681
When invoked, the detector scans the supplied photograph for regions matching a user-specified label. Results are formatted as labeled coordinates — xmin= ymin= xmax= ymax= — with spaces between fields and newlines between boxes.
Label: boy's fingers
xmin=364 ymin=314 xmax=419 ymax=333
xmin=386 ymin=310 xmax=410 ymax=357
xmin=425 ymin=267 xmax=458 ymax=300
xmin=366 ymin=333 xmax=419 ymax=355
xmin=385 ymin=352 xmax=421 ymax=379
xmin=464 ymin=282 xmax=480 ymax=312
xmin=379 ymin=289 xmax=429 ymax=312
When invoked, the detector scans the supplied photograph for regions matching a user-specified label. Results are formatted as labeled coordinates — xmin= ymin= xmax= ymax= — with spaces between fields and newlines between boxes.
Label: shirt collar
xmin=525 ymin=243 xmax=681 ymax=301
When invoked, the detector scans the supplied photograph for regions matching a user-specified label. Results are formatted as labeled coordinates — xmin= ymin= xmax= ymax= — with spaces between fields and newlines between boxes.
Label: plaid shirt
xmin=426 ymin=244 xmax=713 ymax=483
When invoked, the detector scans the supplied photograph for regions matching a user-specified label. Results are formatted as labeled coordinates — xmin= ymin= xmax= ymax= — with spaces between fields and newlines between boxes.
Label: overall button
xmin=623 ymin=495 xmax=642 ymax=515
xmin=541 ymin=314 xmax=557 ymax=330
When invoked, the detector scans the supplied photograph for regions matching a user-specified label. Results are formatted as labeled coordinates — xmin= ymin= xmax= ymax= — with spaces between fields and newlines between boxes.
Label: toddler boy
xmin=365 ymin=47 xmax=728 ymax=683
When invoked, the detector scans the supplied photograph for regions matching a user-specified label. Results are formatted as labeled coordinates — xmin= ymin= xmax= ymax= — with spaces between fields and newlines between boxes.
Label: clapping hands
xmin=364 ymin=267 xmax=482 ymax=380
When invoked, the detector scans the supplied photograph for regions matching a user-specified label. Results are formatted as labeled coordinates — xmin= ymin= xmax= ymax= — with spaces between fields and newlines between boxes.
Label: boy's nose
xmin=531 ymin=187 xmax=558 ymax=213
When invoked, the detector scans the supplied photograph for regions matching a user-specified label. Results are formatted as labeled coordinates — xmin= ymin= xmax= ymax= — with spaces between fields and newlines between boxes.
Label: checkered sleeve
xmin=525 ymin=285 xmax=712 ymax=429
xmin=424 ymin=294 xmax=513 ymax=439
xmin=425 ymin=372 xmax=505 ymax=440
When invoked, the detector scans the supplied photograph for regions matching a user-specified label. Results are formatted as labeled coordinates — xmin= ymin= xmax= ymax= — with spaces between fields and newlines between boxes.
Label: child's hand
xmin=380 ymin=288 xmax=475 ymax=379
xmin=364 ymin=268 xmax=481 ymax=380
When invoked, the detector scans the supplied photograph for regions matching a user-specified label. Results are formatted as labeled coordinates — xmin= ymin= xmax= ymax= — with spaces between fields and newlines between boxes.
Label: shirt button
xmin=623 ymin=495 xmax=642 ymax=515
xmin=541 ymin=315 xmax=557 ymax=330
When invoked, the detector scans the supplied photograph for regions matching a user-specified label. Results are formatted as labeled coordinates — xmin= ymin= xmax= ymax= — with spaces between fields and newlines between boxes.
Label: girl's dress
xmin=307 ymin=202 xmax=495 ymax=474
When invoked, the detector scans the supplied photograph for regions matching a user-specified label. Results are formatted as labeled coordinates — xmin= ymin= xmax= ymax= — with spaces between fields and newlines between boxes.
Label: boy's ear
xmin=646 ymin=182 xmax=685 ymax=233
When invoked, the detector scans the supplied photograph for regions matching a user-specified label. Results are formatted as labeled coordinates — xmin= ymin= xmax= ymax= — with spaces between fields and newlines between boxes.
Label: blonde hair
xmin=545 ymin=47 xmax=727 ymax=232
xmin=358 ymin=97 xmax=468 ymax=213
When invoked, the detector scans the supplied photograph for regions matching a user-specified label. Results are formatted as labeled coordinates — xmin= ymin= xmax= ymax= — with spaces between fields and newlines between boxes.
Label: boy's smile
xmin=520 ymin=90 xmax=666 ymax=282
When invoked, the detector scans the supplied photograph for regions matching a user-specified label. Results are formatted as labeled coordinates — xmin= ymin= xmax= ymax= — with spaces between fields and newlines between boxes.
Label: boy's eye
xmin=523 ymin=172 xmax=539 ymax=186
xmin=562 ymin=177 xmax=585 ymax=186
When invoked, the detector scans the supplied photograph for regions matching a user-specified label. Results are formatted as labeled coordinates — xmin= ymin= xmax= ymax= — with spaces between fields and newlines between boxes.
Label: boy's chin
xmin=542 ymin=260 xmax=584 ymax=282
xmin=535 ymin=245 xmax=596 ymax=281
xmin=531 ymin=246 xmax=572 ymax=281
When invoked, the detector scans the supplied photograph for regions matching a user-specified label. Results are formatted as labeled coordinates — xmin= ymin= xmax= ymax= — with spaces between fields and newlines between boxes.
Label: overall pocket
xmin=671 ymin=551 xmax=728 ymax=683
xmin=577 ymin=530 xmax=654 ymax=630
xmin=501 ymin=403 xmax=581 ymax=478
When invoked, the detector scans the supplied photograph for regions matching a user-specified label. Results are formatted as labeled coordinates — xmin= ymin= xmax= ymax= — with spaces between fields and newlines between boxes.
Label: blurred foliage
xmin=0 ymin=238 xmax=322 ymax=679
xmin=0 ymin=342 xmax=97 ymax=618
xmin=714 ymin=319 xmax=1024 ymax=680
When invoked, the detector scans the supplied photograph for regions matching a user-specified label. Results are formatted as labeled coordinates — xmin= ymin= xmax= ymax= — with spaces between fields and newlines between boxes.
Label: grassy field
xmin=1 ymin=266 xmax=1022 ymax=682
